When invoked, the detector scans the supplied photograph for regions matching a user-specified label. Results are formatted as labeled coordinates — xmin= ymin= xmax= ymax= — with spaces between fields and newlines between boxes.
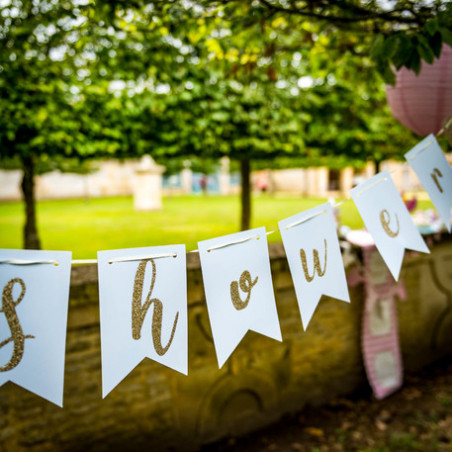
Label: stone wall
xmin=1 ymin=237 xmax=452 ymax=452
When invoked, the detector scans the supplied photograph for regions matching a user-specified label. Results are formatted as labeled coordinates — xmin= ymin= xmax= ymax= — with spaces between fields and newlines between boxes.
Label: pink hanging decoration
xmin=386 ymin=45 xmax=452 ymax=136
xmin=361 ymin=245 xmax=405 ymax=399
xmin=347 ymin=230 xmax=405 ymax=399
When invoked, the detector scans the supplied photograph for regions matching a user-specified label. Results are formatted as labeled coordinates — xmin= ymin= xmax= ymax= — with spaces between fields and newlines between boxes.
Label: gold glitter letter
xmin=300 ymin=239 xmax=327 ymax=283
xmin=132 ymin=259 xmax=179 ymax=356
xmin=230 ymin=270 xmax=258 ymax=310
xmin=379 ymin=209 xmax=400 ymax=238
xmin=431 ymin=168 xmax=444 ymax=193
xmin=0 ymin=278 xmax=35 ymax=372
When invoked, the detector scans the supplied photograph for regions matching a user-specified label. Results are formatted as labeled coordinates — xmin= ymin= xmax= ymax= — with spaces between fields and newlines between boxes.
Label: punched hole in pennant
xmin=286 ymin=209 xmax=327 ymax=230
xmin=408 ymin=139 xmax=433 ymax=161
xmin=0 ymin=259 xmax=60 ymax=266
xmin=356 ymin=176 xmax=388 ymax=197
xmin=206 ymin=234 xmax=260 ymax=252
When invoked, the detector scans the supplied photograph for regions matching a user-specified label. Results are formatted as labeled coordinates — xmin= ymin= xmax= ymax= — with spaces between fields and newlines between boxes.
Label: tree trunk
xmin=21 ymin=154 xmax=41 ymax=250
xmin=374 ymin=159 xmax=381 ymax=174
xmin=240 ymin=158 xmax=251 ymax=231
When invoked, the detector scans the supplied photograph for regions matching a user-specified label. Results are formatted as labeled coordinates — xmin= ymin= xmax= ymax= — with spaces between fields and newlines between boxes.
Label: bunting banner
xmin=405 ymin=134 xmax=452 ymax=232
xmin=0 ymin=249 xmax=72 ymax=407
xmin=98 ymin=245 xmax=187 ymax=397
xmin=0 ymin=133 xmax=451 ymax=403
xmin=279 ymin=203 xmax=350 ymax=330
xmin=350 ymin=171 xmax=430 ymax=281
xmin=198 ymin=228 xmax=282 ymax=369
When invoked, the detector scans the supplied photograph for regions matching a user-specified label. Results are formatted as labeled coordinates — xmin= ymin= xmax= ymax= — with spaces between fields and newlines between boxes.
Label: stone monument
xmin=133 ymin=155 xmax=165 ymax=211
xmin=219 ymin=157 xmax=230 ymax=195
xmin=181 ymin=160 xmax=193 ymax=194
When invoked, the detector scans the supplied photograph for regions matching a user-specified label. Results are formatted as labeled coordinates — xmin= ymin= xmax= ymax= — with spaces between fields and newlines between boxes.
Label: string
xmin=71 ymin=259 xmax=97 ymax=265
xmin=438 ymin=116 xmax=452 ymax=137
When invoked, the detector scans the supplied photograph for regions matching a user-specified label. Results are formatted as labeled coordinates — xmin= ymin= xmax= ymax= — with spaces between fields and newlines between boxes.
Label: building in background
xmin=1 ymin=156 xmax=450 ymax=202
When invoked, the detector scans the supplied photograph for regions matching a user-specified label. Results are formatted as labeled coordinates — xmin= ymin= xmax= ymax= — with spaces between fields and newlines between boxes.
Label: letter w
xmin=300 ymin=239 xmax=327 ymax=283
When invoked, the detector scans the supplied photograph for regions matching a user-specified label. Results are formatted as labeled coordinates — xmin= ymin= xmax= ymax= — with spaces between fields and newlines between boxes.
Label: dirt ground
xmin=202 ymin=356 xmax=452 ymax=452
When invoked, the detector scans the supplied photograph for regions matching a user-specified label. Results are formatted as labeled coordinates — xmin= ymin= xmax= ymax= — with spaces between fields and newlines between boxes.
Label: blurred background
xmin=1 ymin=0 xmax=451 ymax=255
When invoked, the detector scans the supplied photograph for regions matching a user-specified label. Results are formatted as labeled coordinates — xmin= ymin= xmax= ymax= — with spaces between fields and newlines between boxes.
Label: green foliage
xmin=155 ymin=4 xmax=418 ymax=166
xmin=161 ymin=156 xmax=220 ymax=177
xmin=0 ymin=1 xmax=104 ymax=160
xmin=0 ymin=0 xmax=447 ymax=166
xmin=370 ymin=5 xmax=452 ymax=83
xmin=158 ymin=77 xmax=307 ymax=161
xmin=206 ymin=0 xmax=452 ymax=84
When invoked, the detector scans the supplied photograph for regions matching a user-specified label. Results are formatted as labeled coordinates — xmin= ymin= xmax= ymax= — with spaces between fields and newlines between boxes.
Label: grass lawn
xmin=0 ymin=194 xmax=434 ymax=259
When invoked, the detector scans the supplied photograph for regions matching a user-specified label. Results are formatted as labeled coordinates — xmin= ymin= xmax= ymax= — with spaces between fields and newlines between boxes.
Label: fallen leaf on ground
xmin=341 ymin=421 xmax=353 ymax=431
xmin=378 ymin=409 xmax=391 ymax=422
xmin=375 ymin=419 xmax=387 ymax=431
xmin=303 ymin=427 xmax=324 ymax=437
xmin=403 ymin=388 xmax=422 ymax=400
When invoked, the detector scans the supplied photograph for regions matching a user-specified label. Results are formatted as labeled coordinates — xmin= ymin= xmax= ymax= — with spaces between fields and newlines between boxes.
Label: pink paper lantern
xmin=386 ymin=45 xmax=452 ymax=136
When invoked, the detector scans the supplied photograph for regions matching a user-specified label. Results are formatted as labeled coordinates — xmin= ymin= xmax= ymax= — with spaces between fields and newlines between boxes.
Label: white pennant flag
xmin=405 ymin=134 xmax=452 ymax=232
xmin=351 ymin=171 xmax=429 ymax=280
xmin=98 ymin=245 xmax=187 ymax=398
xmin=0 ymin=249 xmax=72 ymax=407
xmin=198 ymin=227 xmax=282 ymax=369
xmin=279 ymin=203 xmax=350 ymax=330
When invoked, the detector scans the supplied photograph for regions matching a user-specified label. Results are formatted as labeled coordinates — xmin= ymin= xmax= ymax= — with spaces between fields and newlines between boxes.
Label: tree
xmin=0 ymin=1 xmax=99 ymax=248
xmin=0 ymin=1 xmax=194 ymax=248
